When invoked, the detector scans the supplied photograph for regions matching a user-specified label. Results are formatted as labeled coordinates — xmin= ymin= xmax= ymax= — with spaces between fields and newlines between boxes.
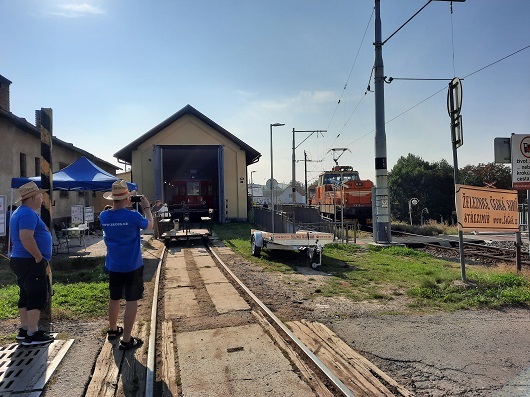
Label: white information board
xmin=0 ymin=195 xmax=5 ymax=236
xmin=84 ymin=207 xmax=94 ymax=223
xmin=511 ymin=134 xmax=530 ymax=190
xmin=71 ymin=205 xmax=84 ymax=224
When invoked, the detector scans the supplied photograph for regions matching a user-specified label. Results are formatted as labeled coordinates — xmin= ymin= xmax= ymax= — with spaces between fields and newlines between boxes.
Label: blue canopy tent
xmin=11 ymin=156 xmax=137 ymax=191
xmin=8 ymin=156 xmax=138 ymax=255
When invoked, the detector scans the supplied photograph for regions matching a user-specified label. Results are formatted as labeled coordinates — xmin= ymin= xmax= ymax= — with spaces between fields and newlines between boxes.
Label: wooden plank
xmin=160 ymin=320 xmax=179 ymax=397
xmin=288 ymin=320 xmax=412 ymax=397
xmin=303 ymin=320 xmax=412 ymax=397
xmin=253 ymin=312 xmax=331 ymax=397
xmin=115 ymin=324 xmax=149 ymax=397
xmin=84 ymin=341 xmax=123 ymax=397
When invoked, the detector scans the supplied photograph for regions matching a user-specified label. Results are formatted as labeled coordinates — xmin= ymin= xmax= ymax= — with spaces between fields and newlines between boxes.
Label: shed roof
xmin=113 ymin=104 xmax=261 ymax=165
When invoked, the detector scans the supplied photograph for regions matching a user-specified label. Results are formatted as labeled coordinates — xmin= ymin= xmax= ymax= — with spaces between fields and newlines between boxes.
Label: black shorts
xmin=10 ymin=257 xmax=49 ymax=311
xmin=108 ymin=266 xmax=144 ymax=301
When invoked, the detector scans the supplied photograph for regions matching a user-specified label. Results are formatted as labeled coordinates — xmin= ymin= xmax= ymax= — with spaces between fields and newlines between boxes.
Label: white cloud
xmin=48 ymin=2 xmax=105 ymax=18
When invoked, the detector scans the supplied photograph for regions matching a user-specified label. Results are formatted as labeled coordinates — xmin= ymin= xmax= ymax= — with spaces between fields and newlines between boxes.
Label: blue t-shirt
xmin=100 ymin=208 xmax=148 ymax=273
xmin=10 ymin=205 xmax=52 ymax=261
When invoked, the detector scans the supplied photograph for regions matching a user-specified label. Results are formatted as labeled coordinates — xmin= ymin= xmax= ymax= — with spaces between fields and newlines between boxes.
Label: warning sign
xmin=511 ymin=134 xmax=530 ymax=190
xmin=455 ymin=185 xmax=518 ymax=231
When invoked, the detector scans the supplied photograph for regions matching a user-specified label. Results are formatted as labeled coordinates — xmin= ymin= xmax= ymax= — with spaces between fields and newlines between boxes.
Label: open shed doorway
xmin=156 ymin=145 xmax=223 ymax=222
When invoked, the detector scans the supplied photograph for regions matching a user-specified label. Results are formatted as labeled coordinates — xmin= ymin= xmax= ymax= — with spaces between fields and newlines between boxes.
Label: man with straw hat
xmin=100 ymin=180 xmax=153 ymax=350
xmin=9 ymin=181 xmax=54 ymax=345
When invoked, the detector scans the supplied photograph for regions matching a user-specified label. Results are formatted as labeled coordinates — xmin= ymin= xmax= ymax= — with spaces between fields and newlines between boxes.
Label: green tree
xmin=459 ymin=162 xmax=523 ymax=203
xmin=389 ymin=157 xmax=520 ymax=226
xmin=459 ymin=163 xmax=511 ymax=189
xmin=389 ymin=154 xmax=455 ymax=224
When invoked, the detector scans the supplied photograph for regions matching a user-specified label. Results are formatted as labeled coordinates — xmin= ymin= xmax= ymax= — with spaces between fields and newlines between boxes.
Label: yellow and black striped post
xmin=36 ymin=108 xmax=53 ymax=330
xmin=37 ymin=108 xmax=53 ymax=228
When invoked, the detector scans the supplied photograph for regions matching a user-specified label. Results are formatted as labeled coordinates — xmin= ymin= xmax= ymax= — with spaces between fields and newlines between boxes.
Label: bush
xmin=392 ymin=221 xmax=458 ymax=236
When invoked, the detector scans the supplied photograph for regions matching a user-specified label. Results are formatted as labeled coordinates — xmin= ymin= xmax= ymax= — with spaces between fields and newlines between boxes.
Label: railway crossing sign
xmin=447 ymin=78 xmax=463 ymax=148
xmin=511 ymin=134 xmax=530 ymax=190
xmin=447 ymin=77 xmax=462 ymax=118
xmin=266 ymin=178 xmax=277 ymax=189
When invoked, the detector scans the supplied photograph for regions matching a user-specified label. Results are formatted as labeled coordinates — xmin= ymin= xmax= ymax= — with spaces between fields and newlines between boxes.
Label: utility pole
xmin=373 ymin=0 xmax=391 ymax=244
xmin=292 ymin=129 xmax=326 ymax=204
xmin=299 ymin=150 xmax=322 ymax=205
xmin=372 ymin=0 xmax=465 ymax=244
xmin=304 ymin=151 xmax=308 ymax=204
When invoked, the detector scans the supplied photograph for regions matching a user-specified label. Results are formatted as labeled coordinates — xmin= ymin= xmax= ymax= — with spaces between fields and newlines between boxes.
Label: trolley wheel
xmin=251 ymin=235 xmax=261 ymax=257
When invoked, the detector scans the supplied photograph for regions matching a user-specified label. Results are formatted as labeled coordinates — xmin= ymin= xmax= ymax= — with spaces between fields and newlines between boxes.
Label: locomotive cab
xmin=313 ymin=165 xmax=373 ymax=225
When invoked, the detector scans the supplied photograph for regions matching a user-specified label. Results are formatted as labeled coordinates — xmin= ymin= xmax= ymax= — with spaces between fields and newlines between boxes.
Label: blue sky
xmin=2 ymin=0 xmax=529 ymax=187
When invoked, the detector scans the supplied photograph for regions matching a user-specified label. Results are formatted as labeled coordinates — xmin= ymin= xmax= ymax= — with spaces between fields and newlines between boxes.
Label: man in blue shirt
xmin=100 ymin=180 xmax=153 ymax=350
xmin=9 ymin=182 xmax=53 ymax=345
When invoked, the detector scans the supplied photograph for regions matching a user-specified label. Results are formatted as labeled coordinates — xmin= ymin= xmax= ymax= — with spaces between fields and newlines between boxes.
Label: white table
xmin=62 ymin=224 xmax=88 ymax=250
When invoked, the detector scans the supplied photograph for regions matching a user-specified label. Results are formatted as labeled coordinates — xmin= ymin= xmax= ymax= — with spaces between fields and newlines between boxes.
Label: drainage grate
xmin=0 ymin=337 xmax=73 ymax=397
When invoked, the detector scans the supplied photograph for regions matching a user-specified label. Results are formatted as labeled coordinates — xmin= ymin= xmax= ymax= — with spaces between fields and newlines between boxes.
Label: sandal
xmin=119 ymin=337 xmax=143 ymax=350
xmin=107 ymin=326 xmax=123 ymax=341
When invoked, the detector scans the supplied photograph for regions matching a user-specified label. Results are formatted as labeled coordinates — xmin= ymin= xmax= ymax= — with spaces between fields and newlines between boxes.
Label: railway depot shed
xmin=114 ymin=104 xmax=261 ymax=222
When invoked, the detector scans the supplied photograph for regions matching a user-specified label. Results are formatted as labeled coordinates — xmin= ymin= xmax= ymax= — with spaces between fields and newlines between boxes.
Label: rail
xmin=208 ymin=245 xmax=356 ymax=397
xmin=141 ymin=240 xmax=358 ymax=396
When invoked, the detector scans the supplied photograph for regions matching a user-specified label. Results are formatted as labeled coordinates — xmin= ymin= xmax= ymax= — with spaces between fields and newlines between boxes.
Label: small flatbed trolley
xmin=161 ymin=216 xmax=212 ymax=246
xmin=250 ymin=230 xmax=334 ymax=268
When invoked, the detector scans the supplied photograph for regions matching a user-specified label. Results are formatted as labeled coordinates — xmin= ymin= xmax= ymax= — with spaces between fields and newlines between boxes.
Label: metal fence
xmin=251 ymin=204 xmax=360 ymax=242
xmin=519 ymin=204 xmax=528 ymax=232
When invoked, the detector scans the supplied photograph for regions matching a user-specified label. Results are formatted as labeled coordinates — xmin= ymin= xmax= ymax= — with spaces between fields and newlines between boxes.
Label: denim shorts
xmin=10 ymin=257 xmax=49 ymax=311
xmin=108 ymin=266 xmax=144 ymax=301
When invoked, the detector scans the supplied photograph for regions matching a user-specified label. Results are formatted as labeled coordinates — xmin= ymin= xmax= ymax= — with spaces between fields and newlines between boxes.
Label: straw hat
xmin=103 ymin=180 xmax=136 ymax=201
xmin=16 ymin=181 xmax=44 ymax=203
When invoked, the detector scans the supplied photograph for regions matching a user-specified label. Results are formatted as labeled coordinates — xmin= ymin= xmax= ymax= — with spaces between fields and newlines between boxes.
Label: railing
xmin=519 ymin=204 xmax=528 ymax=232
xmin=251 ymin=204 xmax=360 ymax=242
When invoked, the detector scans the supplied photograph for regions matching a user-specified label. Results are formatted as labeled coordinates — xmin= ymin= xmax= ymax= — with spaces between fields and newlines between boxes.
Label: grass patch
xmin=0 ymin=256 xmax=109 ymax=321
xmin=213 ymin=223 xmax=302 ymax=274
xmin=213 ymin=222 xmax=530 ymax=311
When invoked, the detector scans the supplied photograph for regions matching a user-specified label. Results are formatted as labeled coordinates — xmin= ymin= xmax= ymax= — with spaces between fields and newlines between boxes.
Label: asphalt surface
xmin=53 ymin=230 xmax=153 ymax=258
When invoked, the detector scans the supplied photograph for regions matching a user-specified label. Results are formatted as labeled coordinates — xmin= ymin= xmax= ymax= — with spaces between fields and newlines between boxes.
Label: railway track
xmin=391 ymin=230 xmax=530 ymax=267
xmin=86 ymin=238 xmax=411 ymax=397
xmin=421 ymin=241 xmax=530 ymax=267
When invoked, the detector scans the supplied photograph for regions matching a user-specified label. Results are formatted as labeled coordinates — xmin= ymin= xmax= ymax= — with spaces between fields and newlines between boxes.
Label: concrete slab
xmin=193 ymin=254 xmax=217 ymax=268
xmin=166 ymin=247 xmax=184 ymax=257
xmin=204 ymin=283 xmax=250 ymax=314
xmin=164 ymin=266 xmax=191 ymax=286
xmin=176 ymin=324 xmax=315 ymax=397
xmin=198 ymin=266 xmax=228 ymax=284
xmin=164 ymin=287 xmax=200 ymax=319
xmin=164 ymin=254 xmax=190 ymax=284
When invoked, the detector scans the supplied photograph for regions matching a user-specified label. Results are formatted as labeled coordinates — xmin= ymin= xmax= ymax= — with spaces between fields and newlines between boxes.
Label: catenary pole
xmin=373 ymin=0 xmax=391 ymax=243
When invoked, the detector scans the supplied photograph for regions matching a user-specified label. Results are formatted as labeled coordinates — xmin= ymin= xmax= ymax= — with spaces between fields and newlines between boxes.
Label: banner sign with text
xmin=455 ymin=185 xmax=518 ymax=231
xmin=511 ymin=134 xmax=530 ymax=190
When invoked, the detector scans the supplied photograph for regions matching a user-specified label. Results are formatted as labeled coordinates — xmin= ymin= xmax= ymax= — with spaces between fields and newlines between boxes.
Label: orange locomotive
xmin=310 ymin=165 xmax=373 ymax=224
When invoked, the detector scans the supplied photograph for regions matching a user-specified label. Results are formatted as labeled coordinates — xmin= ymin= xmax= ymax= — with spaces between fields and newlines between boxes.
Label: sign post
xmin=447 ymin=77 xmax=467 ymax=282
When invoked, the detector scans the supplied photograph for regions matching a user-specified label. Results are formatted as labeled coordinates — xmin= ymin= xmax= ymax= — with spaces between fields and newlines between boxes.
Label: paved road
xmin=53 ymin=231 xmax=153 ymax=258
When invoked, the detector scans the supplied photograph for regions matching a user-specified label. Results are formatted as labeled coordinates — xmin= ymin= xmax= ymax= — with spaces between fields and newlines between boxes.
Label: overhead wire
xmin=450 ymin=2 xmax=456 ymax=77
xmin=342 ymin=43 xmax=530 ymax=149
xmin=326 ymin=7 xmax=374 ymax=131
xmin=463 ymin=44 xmax=530 ymax=79
xmin=313 ymin=2 xmax=529 ymax=172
